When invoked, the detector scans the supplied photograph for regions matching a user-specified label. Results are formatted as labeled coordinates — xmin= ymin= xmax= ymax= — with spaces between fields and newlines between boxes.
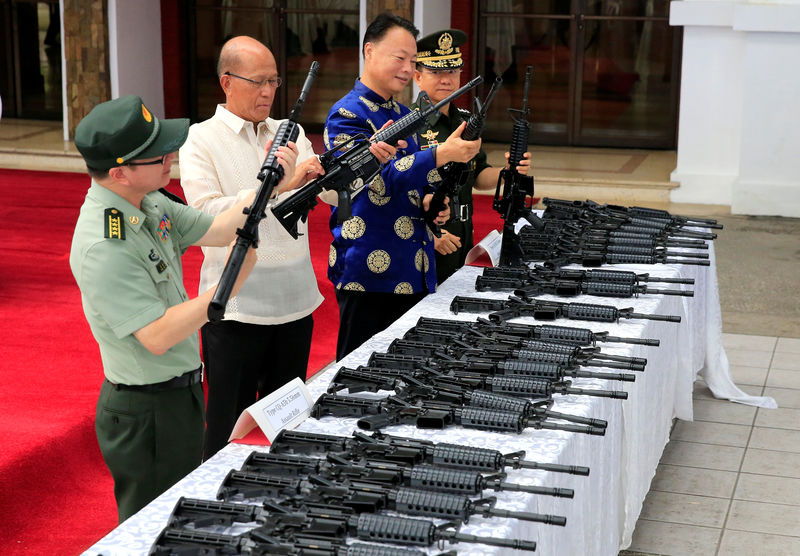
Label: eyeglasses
xmin=421 ymin=68 xmax=462 ymax=77
xmin=224 ymin=71 xmax=282 ymax=89
xmin=126 ymin=155 xmax=167 ymax=167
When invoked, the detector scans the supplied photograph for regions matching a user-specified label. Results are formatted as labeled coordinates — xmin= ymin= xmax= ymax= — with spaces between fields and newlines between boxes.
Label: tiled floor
xmin=621 ymin=333 xmax=800 ymax=556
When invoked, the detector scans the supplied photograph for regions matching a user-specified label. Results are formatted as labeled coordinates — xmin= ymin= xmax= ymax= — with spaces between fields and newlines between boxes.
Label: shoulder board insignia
xmin=104 ymin=208 xmax=125 ymax=240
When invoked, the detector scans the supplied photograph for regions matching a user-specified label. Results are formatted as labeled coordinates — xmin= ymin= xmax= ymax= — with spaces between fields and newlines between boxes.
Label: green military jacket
xmin=411 ymin=92 xmax=491 ymax=283
xmin=70 ymin=182 xmax=213 ymax=385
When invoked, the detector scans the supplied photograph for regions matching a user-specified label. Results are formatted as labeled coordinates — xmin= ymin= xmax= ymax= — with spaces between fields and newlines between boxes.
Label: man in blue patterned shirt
xmin=325 ymin=13 xmax=481 ymax=360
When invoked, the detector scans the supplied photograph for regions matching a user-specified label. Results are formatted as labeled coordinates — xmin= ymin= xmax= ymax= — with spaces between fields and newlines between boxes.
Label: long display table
xmin=86 ymin=243 xmax=773 ymax=556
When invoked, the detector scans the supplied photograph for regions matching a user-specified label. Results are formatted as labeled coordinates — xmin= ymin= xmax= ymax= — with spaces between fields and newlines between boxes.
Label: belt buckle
xmin=457 ymin=204 xmax=469 ymax=222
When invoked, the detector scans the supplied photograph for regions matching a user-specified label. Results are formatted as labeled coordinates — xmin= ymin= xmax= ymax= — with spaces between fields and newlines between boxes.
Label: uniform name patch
xmin=157 ymin=214 xmax=171 ymax=241
xmin=104 ymin=208 xmax=125 ymax=240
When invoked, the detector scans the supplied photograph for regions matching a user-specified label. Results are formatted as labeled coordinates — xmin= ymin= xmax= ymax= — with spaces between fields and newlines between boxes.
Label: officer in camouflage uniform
xmin=412 ymin=29 xmax=532 ymax=284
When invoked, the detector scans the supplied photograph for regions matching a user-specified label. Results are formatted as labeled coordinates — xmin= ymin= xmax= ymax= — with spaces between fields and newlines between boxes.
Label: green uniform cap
xmin=416 ymin=29 xmax=467 ymax=70
xmin=75 ymin=95 xmax=189 ymax=171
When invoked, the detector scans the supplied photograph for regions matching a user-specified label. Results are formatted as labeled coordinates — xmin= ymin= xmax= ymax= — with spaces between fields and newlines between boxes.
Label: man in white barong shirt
xmin=179 ymin=36 xmax=398 ymax=458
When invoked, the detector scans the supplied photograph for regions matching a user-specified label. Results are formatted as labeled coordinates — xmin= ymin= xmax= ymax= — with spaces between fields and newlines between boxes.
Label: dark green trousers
xmin=435 ymin=218 xmax=474 ymax=284
xmin=95 ymin=379 xmax=204 ymax=523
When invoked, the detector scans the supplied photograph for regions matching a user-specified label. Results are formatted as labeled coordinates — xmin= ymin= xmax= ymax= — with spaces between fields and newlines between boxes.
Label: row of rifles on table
xmin=155 ymin=64 xmax=722 ymax=554
xmin=149 ymin=313 xmax=664 ymax=555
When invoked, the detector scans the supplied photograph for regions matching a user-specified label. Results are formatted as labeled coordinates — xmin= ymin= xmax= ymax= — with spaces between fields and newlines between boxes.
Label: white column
xmin=107 ymin=0 xmax=165 ymax=117
xmin=412 ymin=2 xmax=452 ymax=98
xmin=670 ymin=0 xmax=800 ymax=217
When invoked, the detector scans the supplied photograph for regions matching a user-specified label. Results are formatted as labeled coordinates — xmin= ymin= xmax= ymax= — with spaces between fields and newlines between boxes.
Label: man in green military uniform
xmin=412 ymin=29 xmax=532 ymax=283
xmin=69 ymin=95 xmax=297 ymax=522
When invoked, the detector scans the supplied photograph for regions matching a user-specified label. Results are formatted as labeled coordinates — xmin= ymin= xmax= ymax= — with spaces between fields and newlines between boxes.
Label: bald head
xmin=217 ymin=36 xmax=275 ymax=77
xmin=218 ymin=36 xmax=279 ymax=123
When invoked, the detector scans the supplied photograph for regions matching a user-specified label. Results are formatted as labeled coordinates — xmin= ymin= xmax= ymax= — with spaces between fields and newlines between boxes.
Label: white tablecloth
xmin=85 ymin=242 xmax=774 ymax=556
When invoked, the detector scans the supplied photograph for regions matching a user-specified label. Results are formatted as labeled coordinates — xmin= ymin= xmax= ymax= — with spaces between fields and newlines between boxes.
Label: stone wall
xmin=63 ymin=0 xmax=110 ymax=139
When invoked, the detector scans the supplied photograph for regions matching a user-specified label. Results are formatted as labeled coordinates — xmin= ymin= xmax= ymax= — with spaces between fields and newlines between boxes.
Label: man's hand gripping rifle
xmin=423 ymin=76 xmax=503 ymax=237
xmin=208 ymin=62 xmax=319 ymax=322
xmin=271 ymin=77 xmax=484 ymax=239
xmin=493 ymin=65 xmax=544 ymax=266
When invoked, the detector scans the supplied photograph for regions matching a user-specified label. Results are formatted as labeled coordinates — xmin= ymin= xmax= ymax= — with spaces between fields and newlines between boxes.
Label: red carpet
xmin=0 ymin=166 xmax=502 ymax=554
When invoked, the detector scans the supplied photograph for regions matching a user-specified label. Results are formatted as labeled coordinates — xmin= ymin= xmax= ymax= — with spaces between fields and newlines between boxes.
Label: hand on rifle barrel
xmin=369 ymin=120 xmax=406 ymax=162
xmin=434 ymin=229 xmax=462 ymax=255
xmin=504 ymin=151 xmax=532 ymax=176
xmin=435 ymin=121 xmax=482 ymax=166
xmin=423 ymin=194 xmax=450 ymax=225
xmin=225 ymin=237 xmax=258 ymax=299
xmin=265 ymin=139 xmax=300 ymax=195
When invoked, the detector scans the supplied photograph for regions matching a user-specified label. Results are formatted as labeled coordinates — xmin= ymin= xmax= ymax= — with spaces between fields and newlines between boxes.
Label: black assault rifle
xmin=269 ymin=429 xmax=591 ymax=476
xmin=158 ymin=497 xmax=537 ymax=552
xmin=312 ymin=393 xmax=609 ymax=435
xmin=152 ymin=525 xmax=439 ymax=556
xmin=450 ymin=295 xmax=681 ymax=324
xmin=208 ymin=62 xmax=319 ymax=322
xmin=232 ymin=451 xmax=575 ymax=500
xmin=227 ymin=455 xmax=568 ymax=526
xmin=411 ymin=315 xmax=661 ymax=346
xmin=493 ymin=65 xmax=544 ymax=266
xmin=385 ymin=338 xmax=646 ymax=371
xmin=326 ymin=366 xmax=615 ymax=427
xmin=271 ymin=77 xmax=483 ymax=239
xmin=403 ymin=324 xmax=650 ymax=366
xmin=423 ymin=76 xmax=503 ymax=236
xmin=361 ymin=357 xmax=631 ymax=398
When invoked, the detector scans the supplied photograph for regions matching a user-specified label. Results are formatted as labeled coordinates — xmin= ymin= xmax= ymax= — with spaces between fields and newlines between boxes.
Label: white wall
xmin=412 ymin=1 xmax=452 ymax=98
xmin=670 ymin=0 xmax=800 ymax=216
xmin=357 ymin=1 xmax=452 ymax=97
xmin=108 ymin=0 xmax=165 ymax=117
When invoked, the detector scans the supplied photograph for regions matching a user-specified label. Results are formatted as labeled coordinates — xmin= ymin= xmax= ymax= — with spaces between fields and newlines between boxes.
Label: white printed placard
xmin=465 ymin=228 xmax=502 ymax=267
xmin=228 ymin=377 xmax=313 ymax=443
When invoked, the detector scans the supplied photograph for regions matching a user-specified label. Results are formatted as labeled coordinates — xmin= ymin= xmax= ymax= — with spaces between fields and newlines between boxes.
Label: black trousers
xmin=200 ymin=315 xmax=313 ymax=459
xmin=335 ymin=290 xmax=426 ymax=361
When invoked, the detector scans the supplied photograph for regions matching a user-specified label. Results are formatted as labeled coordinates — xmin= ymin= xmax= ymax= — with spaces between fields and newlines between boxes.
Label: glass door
xmin=0 ymin=0 xmax=63 ymax=120
xmin=477 ymin=0 xmax=680 ymax=148
xmin=478 ymin=0 xmax=577 ymax=145
xmin=188 ymin=0 xmax=359 ymax=131
xmin=575 ymin=0 xmax=679 ymax=147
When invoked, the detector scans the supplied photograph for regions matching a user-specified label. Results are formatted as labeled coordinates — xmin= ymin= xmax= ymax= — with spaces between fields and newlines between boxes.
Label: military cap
xmin=416 ymin=29 xmax=467 ymax=70
xmin=75 ymin=95 xmax=189 ymax=171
